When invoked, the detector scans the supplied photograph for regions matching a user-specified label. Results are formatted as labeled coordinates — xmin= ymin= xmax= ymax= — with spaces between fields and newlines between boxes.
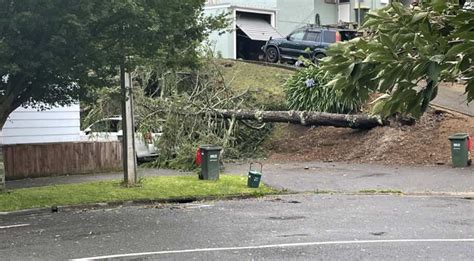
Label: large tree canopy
xmin=0 ymin=0 xmax=226 ymax=128
xmin=320 ymin=1 xmax=473 ymax=118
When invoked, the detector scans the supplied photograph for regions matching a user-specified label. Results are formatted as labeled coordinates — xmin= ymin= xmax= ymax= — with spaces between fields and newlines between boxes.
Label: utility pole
xmin=120 ymin=65 xmax=137 ymax=185
xmin=357 ymin=0 xmax=361 ymax=27
xmin=0 ymin=160 xmax=5 ymax=192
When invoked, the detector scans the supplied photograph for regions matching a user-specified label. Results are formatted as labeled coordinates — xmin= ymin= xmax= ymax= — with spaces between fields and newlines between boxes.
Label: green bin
xmin=200 ymin=145 xmax=221 ymax=180
xmin=448 ymin=133 xmax=470 ymax=168
xmin=248 ymin=162 xmax=262 ymax=188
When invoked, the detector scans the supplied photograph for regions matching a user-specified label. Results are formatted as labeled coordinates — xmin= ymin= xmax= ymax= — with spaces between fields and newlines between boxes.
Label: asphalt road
xmin=1 ymin=194 xmax=473 ymax=260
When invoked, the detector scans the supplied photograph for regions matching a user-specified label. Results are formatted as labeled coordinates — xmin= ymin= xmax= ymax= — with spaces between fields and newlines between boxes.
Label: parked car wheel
xmin=265 ymin=46 xmax=279 ymax=63
xmin=313 ymin=53 xmax=326 ymax=64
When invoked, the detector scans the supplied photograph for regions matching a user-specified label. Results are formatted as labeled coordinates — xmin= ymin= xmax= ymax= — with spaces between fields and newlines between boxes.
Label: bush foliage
xmin=320 ymin=1 xmax=473 ymax=118
xmin=283 ymin=66 xmax=363 ymax=114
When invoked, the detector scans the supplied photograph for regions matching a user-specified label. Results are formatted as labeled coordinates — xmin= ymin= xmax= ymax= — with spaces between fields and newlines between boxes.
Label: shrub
xmin=284 ymin=66 xmax=363 ymax=114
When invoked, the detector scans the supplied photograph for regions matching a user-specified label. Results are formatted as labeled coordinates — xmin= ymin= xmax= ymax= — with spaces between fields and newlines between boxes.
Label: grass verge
xmin=0 ymin=175 xmax=278 ymax=212
xmin=358 ymin=189 xmax=404 ymax=194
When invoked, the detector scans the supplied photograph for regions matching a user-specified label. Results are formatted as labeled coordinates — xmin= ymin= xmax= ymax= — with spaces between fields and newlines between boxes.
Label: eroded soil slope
xmin=265 ymin=108 xmax=474 ymax=166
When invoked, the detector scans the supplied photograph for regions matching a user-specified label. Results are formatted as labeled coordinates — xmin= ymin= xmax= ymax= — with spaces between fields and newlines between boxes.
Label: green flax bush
xmin=284 ymin=65 xmax=363 ymax=114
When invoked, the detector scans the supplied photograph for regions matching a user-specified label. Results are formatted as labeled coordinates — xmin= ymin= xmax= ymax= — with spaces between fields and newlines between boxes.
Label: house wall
xmin=203 ymin=6 xmax=235 ymax=58
xmin=0 ymin=104 xmax=81 ymax=145
xmin=277 ymin=0 xmax=337 ymax=36
xmin=346 ymin=0 xmax=389 ymax=23
xmin=204 ymin=1 xmax=278 ymax=59
xmin=338 ymin=3 xmax=351 ymax=22
xmin=206 ymin=0 xmax=277 ymax=9
xmin=203 ymin=0 xmax=390 ymax=58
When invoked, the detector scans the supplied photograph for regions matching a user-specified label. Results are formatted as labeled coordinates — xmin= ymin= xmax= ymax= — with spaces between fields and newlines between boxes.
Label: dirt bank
xmin=265 ymin=108 xmax=473 ymax=166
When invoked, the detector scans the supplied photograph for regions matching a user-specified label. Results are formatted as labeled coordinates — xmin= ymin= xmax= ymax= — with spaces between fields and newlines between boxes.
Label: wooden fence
xmin=3 ymin=141 xmax=122 ymax=180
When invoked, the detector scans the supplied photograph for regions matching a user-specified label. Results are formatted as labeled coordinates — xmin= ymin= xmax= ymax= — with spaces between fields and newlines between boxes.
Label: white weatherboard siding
xmin=1 ymin=104 xmax=80 ymax=145
xmin=203 ymin=6 xmax=235 ymax=58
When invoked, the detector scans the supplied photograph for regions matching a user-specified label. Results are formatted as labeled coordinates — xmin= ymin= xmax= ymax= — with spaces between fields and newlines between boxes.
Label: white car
xmin=81 ymin=117 xmax=162 ymax=161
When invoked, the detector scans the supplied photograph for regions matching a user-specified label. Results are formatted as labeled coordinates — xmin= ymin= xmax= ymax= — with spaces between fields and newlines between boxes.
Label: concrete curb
xmin=0 ymin=192 xmax=286 ymax=217
xmin=430 ymin=104 xmax=473 ymax=117
xmin=1 ymin=190 xmax=472 ymax=216
xmin=228 ymin=59 xmax=299 ymax=72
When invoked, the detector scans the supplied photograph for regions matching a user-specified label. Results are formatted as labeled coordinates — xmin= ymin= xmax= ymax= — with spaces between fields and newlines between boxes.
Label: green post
xmin=200 ymin=145 xmax=221 ymax=180
xmin=448 ymin=133 xmax=470 ymax=168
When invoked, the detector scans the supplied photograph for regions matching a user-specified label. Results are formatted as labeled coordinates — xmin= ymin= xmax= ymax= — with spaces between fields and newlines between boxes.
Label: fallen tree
xmin=214 ymin=110 xmax=386 ymax=129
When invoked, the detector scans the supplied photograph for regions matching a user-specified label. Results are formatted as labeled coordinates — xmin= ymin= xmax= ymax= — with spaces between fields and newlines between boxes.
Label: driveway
xmin=433 ymin=84 xmax=473 ymax=116
xmin=225 ymin=161 xmax=474 ymax=195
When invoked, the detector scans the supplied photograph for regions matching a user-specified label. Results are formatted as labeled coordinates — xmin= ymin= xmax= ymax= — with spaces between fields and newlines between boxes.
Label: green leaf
xmin=412 ymin=61 xmax=428 ymax=77
xmin=446 ymin=42 xmax=474 ymax=58
xmin=427 ymin=62 xmax=441 ymax=81
xmin=380 ymin=34 xmax=395 ymax=51
xmin=350 ymin=63 xmax=363 ymax=82
xmin=390 ymin=2 xmax=405 ymax=16
xmin=412 ymin=12 xmax=428 ymax=23
xmin=459 ymin=56 xmax=471 ymax=71
xmin=466 ymin=80 xmax=474 ymax=102
xmin=429 ymin=55 xmax=445 ymax=64
xmin=431 ymin=85 xmax=438 ymax=102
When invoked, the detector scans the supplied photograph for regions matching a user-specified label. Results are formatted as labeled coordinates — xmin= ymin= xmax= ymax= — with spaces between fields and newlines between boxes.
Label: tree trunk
xmin=0 ymin=107 xmax=10 ymax=131
xmin=0 ymin=90 xmax=23 ymax=130
xmin=0 ymin=75 xmax=29 ymax=130
xmin=214 ymin=110 xmax=386 ymax=129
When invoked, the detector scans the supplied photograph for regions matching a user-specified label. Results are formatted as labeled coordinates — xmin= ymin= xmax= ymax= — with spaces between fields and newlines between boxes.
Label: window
xmin=355 ymin=8 xmax=369 ymax=24
xmin=304 ymin=31 xmax=321 ymax=42
xmin=289 ymin=30 xmax=305 ymax=41
xmin=323 ymin=31 xmax=336 ymax=43
xmin=339 ymin=0 xmax=350 ymax=3
xmin=340 ymin=30 xmax=358 ymax=41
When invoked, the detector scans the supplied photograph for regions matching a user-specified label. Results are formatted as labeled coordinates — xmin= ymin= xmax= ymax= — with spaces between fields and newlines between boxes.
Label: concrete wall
xmin=0 ymin=104 xmax=81 ymax=145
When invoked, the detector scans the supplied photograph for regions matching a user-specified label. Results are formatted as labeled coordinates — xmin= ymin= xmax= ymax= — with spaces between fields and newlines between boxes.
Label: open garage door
xmin=236 ymin=16 xmax=282 ymax=41
xmin=236 ymin=13 xmax=282 ymax=61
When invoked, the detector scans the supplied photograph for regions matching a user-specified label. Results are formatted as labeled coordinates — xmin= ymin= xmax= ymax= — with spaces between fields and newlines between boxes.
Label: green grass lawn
xmin=0 ymin=175 xmax=277 ymax=212
xmin=219 ymin=59 xmax=294 ymax=110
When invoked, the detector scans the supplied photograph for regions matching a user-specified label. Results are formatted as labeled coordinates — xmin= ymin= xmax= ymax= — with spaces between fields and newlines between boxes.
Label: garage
xmin=235 ymin=11 xmax=282 ymax=61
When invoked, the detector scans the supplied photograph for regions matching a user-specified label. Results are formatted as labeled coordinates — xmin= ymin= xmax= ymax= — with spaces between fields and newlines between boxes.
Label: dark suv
xmin=262 ymin=26 xmax=357 ymax=63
